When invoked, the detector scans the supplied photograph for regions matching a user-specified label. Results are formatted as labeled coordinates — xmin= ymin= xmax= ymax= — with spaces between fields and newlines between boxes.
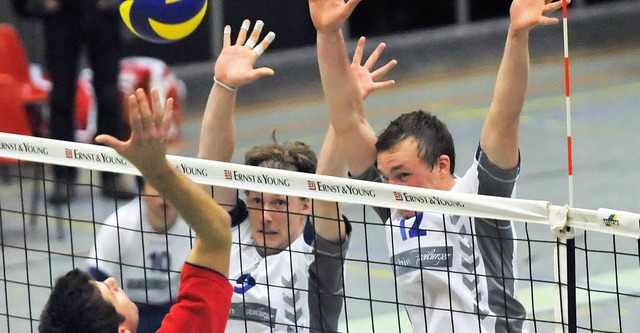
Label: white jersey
xmin=225 ymin=202 xmax=350 ymax=333
xmin=356 ymin=147 xmax=527 ymax=333
xmin=87 ymin=199 xmax=193 ymax=305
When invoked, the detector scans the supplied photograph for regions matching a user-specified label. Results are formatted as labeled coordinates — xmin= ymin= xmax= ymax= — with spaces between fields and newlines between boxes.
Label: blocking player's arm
xmin=97 ymin=88 xmax=232 ymax=276
xmin=311 ymin=0 xmax=378 ymax=176
xmin=312 ymin=127 xmax=347 ymax=244
xmin=197 ymin=19 xmax=275 ymax=210
xmin=480 ymin=0 xmax=564 ymax=169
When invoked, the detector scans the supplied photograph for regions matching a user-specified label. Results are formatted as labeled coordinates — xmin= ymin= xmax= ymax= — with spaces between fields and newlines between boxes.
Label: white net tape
xmin=1 ymin=132 xmax=638 ymax=239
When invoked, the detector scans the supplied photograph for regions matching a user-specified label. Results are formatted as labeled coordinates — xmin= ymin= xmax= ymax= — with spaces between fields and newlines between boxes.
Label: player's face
xmin=377 ymin=137 xmax=447 ymax=189
xmin=246 ymin=191 xmax=310 ymax=256
xmin=142 ymin=183 xmax=178 ymax=231
xmin=95 ymin=277 xmax=139 ymax=331
xmin=377 ymin=137 xmax=451 ymax=218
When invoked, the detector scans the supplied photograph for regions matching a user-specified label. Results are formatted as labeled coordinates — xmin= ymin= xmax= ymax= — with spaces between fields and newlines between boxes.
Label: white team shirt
xmin=226 ymin=220 xmax=313 ymax=332
xmin=225 ymin=206 xmax=350 ymax=333
xmin=387 ymin=159 xmax=491 ymax=332
xmin=87 ymin=199 xmax=193 ymax=305
xmin=357 ymin=148 xmax=527 ymax=333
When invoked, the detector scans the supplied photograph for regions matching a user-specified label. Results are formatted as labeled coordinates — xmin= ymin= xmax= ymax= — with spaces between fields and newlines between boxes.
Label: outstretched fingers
xmin=539 ymin=0 xmax=566 ymax=25
xmin=371 ymin=58 xmax=398 ymax=81
xmin=235 ymin=19 xmax=250 ymax=46
xmin=544 ymin=0 xmax=567 ymax=14
xmin=223 ymin=25 xmax=232 ymax=47
xmin=252 ymin=31 xmax=275 ymax=57
xmin=352 ymin=37 xmax=366 ymax=66
xmin=363 ymin=42 xmax=385 ymax=70
xmin=244 ymin=20 xmax=264 ymax=49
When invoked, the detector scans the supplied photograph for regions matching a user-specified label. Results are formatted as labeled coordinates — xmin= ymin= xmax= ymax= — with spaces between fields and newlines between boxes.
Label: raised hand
xmin=350 ymin=37 xmax=397 ymax=100
xmin=510 ymin=0 xmax=566 ymax=34
xmin=214 ymin=19 xmax=276 ymax=89
xmin=95 ymin=88 xmax=173 ymax=175
xmin=309 ymin=0 xmax=361 ymax=33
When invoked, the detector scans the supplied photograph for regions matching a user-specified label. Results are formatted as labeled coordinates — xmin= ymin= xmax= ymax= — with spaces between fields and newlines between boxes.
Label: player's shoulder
xmin=102 ymin=199 xmax=143 ymax=228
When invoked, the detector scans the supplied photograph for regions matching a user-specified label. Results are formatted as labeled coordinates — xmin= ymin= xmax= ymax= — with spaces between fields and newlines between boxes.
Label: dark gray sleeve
xmin=307 ymin=223 xmax=351 ymax=332
xmin=474 ymin=147 xmax=527 ymax=332
xmin=350 ymin=164 xmax=391 ymax=223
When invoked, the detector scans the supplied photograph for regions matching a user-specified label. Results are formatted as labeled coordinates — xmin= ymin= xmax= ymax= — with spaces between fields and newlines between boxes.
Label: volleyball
xmin=119 ymin=0 xmax=208 ymax=44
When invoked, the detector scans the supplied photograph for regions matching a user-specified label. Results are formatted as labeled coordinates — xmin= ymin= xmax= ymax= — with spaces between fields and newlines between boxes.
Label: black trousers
xmin=44 ymin=8 xmax=124 ymax=183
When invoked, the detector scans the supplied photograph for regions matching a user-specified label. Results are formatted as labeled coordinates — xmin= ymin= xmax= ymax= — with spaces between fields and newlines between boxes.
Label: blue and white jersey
xmin=87 ymin=199 xmax=192 ymax=305
xmin=225 ymin=200 xmax=351 ymax=333
xmin=356 ymin=147 xmax=527 ymax=333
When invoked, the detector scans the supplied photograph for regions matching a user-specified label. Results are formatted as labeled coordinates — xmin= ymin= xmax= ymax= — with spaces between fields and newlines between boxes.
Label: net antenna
xmin=554 ymin=0 xmax=576 ymax=331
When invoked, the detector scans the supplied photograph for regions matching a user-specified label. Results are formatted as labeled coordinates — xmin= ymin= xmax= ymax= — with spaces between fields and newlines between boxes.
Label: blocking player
xmin=198 ymin=19 xmax=395 ymax=332
xmin=310 ymin=0 xmax=564 ymax=331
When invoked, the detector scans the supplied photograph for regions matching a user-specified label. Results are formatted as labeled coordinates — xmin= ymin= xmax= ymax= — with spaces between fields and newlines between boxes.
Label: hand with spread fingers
xmin=309 ymin=0 xmax=361 ymax=33
xmin=351 ymin=36 xmax=397 ymax=100
xmin=96 ymin=88 xmax=173 ymax=176
xmin=510 ymin=0 xmax=566 ymax=34
xmin=213 ymin=19 xmax=276 ymax=90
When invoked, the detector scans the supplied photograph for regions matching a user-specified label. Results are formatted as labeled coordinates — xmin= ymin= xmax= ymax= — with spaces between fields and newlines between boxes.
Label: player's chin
xmin=399 ymin=210 xmax=417 ymax=219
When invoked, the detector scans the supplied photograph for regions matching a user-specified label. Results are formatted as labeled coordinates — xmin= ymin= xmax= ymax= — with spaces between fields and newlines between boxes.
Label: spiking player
xmin=39 ymin=87 xmax=233 ymax=333
xmin=86 ymin=177 xmax=192 ymax=333
xmin=311 ymin=0 xmax=565 ymax=331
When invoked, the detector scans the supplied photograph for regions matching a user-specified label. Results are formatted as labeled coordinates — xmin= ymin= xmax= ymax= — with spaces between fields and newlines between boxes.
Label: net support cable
xmin=1 ymin=132 xmax=639 ymax=239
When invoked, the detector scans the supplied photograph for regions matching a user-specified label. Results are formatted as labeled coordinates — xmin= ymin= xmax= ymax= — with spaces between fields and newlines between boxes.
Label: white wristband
xmin=213 ymin=76 xmax=238 ymax=92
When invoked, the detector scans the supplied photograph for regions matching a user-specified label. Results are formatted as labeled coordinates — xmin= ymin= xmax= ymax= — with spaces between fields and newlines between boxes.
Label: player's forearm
xmin=197 ymin=83 xmax=237 ymax=163
xmin=317 ymin=31 xmax=377 ymax=175
xmin=314 ymin=127 xmax=347 ymax=243
xmin=481 ymin=30 xmax=529 ymax=170
xmin=141 ymin=160 xmax=231 ymax=254
xmin=317 ymin=30 xmax=364 ymax=135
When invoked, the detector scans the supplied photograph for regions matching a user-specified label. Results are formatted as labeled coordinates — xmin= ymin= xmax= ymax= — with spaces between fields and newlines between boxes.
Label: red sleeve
xmin=157 ymin=262 xmax=232 ymax=333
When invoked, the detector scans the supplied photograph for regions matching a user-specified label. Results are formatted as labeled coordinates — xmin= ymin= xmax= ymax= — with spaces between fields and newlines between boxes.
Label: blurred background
xmin=1 ymin=1 xmax=640 ymax=331
xmin=1 ymin=0 xmax=638 ymax=111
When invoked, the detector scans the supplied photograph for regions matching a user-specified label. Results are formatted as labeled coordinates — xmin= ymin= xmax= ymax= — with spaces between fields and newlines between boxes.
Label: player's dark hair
xmin=376 ymin=110 xmax=456 ymax=174
xmin=39 ymin=269 xmax=125 ymax=333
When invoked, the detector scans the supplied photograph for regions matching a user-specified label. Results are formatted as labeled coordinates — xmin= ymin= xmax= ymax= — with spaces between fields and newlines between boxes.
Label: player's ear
xmin=437 ymin=154 xmax=451 ymax=175
xmin=119 ymin=327 xmax=132 ymax=333
xmin=301 ymin=197 xmax=312 ymax=214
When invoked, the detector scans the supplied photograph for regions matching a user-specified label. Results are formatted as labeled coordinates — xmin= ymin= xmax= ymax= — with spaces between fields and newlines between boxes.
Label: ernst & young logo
xmin=308 ymin=181 xmax=375 ymax=197
xmin=175 ymin=163 xmax=208 ymax=177
xmin=0 ymin=141 xmax=49 ymax=155
xmin=393 ymin=192 xmax=465 ymax=208
xmin=66 ymin=149 xmax=128 ymax=165
xmin=226 ymin=170 xmax=290 ymax=187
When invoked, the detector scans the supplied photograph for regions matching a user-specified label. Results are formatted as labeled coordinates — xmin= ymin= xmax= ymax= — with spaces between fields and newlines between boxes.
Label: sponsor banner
xmin=229 ymin=302 xmax=277 ymax=327
xmin=1 ymin=132 xmax=638 ymax=238
xmin=393 ymin=246 xmax=454 ymax=275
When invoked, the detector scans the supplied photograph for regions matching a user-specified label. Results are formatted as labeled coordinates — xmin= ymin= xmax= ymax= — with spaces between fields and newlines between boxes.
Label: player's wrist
xmin=213 ymin=76 xmax=238 ymax=92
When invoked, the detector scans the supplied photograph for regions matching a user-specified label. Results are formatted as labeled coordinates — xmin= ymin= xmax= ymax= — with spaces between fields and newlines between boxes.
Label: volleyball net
xmin=1 ymin=132 xmax=639 ymax=332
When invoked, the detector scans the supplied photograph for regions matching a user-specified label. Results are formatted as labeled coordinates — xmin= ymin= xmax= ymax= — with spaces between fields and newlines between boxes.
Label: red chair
xmin=0 ymin=23 xmax=48 ymax=105
xmin=0 ymin=73 xmax=32 ymax=169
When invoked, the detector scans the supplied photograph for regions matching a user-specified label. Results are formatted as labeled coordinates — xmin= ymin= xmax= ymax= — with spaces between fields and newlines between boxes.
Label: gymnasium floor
xmin=1 ymin=43 xmax=639 ymax=332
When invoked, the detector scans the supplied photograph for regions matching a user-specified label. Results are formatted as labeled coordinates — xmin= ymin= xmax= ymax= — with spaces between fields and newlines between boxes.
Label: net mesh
xmin=1 ymin=148 xmax=640 ymax=332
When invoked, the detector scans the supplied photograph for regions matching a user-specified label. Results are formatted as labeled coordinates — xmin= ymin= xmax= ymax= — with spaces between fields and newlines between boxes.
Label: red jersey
xmin=157 ymin=263 xmax=232 ymax=333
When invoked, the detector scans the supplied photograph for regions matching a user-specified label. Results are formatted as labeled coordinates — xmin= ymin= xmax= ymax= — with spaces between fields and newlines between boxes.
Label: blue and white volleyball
xmin=120 ymin=0 xmax=208 ymax=44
